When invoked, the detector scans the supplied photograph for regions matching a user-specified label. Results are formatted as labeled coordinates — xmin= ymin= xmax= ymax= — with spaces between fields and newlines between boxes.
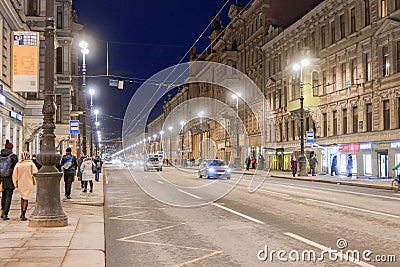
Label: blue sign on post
xmin=70 ymin=120 xmax=80 ymax=134
xmin=306 ymin=131 xmax=314 ymax=143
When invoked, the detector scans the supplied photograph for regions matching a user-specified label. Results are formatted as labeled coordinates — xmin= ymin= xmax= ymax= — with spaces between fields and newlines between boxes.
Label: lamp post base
xmin=298 ymin=156 xmax=308 ymax=177
xmin=29 ymin=171 xmax=68 ymax=227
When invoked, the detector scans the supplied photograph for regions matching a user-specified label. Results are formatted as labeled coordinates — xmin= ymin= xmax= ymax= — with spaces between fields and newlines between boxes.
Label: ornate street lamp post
xmin=180 ymin=121 xmax=185 ymax=165
xmin=79 ymin=41 xmax=89 ymax=156
xmin=89 ymin=89 xmax=95 ymax=156
xmin=292 ymin=59 xmax=310 ymax=176
xmin=168 ymin=126 xmax=173 ymax=161
xmin=232 ymin=94 xmax=240 ymax=168
xmin=198 ymin=111 xmax=204 ymax=159
xmin=29 ymin=1 xmax=68 ymax=227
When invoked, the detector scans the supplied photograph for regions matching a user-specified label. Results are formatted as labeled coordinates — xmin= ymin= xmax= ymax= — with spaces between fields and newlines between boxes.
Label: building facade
xmin=0 ymin=0 xmax=85 ymax=157
xmin=147 ymin=0 xmax=400 ymax=177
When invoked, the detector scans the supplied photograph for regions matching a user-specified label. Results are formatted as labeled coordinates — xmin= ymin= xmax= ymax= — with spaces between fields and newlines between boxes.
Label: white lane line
xmin=284 ymin=233 xmax=375 ymax=267
xmin=157 ymin=181 xmax=164 ymax=184
xmin=258 ymin=189 xmax=290 ymax=197
xmin=268 ymin=181 xmax=400 ymax=201
xmin=306 ymin=198 xmax=400 ymax=219
xmin=178 ymin=189 xmax=202 ymax=200
xmin=212 ymin=203 xmax=265 ymax=224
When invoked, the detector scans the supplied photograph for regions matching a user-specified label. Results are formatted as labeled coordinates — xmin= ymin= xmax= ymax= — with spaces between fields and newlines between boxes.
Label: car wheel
xmin=227 ymin=176 xmax=231 ymax=180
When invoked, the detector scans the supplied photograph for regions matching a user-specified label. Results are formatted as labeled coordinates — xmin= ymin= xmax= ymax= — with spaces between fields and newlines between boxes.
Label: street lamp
xmin=198 ymin=111 xmax=204 ymax=159
xmin=292 ymin=58 xmax=310 ymax=176
xmin=30 ymin=0 xmax=67 ymax=227
xmin=168 ymin=126 xmax=173 ymax=162
xmin=232 ymin=94 xmax=241 ymax=168
xmin=88 ymin=90 xmax=96 ymax=157
xmin=180 ymin=121 xmax=185 ymax=165
xmin=80 ymin=41 xmax=89 ymax=156
xmin=159 ymin=130 xmax=164 ymax=153
xmin=153 ymin=134 xmax=157 ymax=153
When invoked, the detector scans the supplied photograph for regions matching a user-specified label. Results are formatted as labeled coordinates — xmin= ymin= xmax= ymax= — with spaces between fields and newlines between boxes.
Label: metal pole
xmin=200 ymin=116 xmax=203 ymax=159
xmin=30 ymin=1 xmax=68 ymax=227
xmin=298 ymin=66 xmax=307 ymax=176
xmin=181 ymin=127 xmax=184 ymax=165
xmin=90 ymin=96 xmax=93 ymax=157
xmin=81 ymin=53 xmax=87 ymax=156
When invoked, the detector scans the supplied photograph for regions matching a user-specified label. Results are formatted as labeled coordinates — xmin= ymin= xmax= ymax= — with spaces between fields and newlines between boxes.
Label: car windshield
xmin=208 ymin=160 xmax=225 ymax=166
xmin=148 ymin=158 xmax=158 ymax=162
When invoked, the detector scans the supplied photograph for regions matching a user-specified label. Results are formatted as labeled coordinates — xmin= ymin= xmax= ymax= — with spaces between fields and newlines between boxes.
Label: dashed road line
xmin=306 ymin=198 xmax=400 ymax=219
xmin=157 ymin=180 xmax=164 ymax=184
xmin=284 ymin=232 xmax=375 ymax=267
xmin=212 ymin=203 xmax=264 ymax=224
xmin=178 ymin=189 xmax=202 ymax=199
xmin=258 ymin=189 xmax=290 ymax=197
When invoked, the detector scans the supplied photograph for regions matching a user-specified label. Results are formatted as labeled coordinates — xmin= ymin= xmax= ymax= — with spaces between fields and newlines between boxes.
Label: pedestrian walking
xmin=32 ymin=154 xmax=42 ymax=170
xmin=0 ymin=140 xmax=18 ymax=220
xmin=290 ymin=155 xmax=298 ymax=177
xmin=93 ymin=156 xmax=102 ymax=182
xmin=251 ymin=156 xmax=256 ymax=169
xmin=346 ymin=154 xmax=353 ymax=177
xmin=330 ymin=155 xmax=338 ymax=176
xmin=245 ymin=156 xmax=251 ymax=170
xmin=258 ymin=153 xmax=265 ymax=170
xmin=310 ymin=154 xmax=318 ymax=176
xmin=12 ymin=151 xmax=38 ymax=221
xmin=80 ymin=156 xmax=94 ymax=193
xmin=60 ymin=147 xmax=77 ymax=199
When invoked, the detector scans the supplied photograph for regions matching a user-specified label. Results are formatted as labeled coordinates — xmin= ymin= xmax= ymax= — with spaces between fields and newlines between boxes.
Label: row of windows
xmin=26 ymin=1 xmax=64 ymax=29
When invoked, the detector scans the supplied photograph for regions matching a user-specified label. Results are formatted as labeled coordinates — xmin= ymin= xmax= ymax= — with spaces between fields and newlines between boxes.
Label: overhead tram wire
xmin=122 ymin=0 xmax=233 ymax=136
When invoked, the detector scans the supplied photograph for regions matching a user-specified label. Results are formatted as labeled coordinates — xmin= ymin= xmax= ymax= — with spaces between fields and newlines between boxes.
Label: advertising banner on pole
xmin=12 ymin=31 xmax=39 ymax=92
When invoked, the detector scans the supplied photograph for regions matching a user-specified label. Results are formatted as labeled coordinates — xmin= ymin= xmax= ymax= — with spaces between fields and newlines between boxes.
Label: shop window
xmin=350 ymin=7 xmax=356 ymax=34
xmin=382 ymin=46 xmax=389 ymax=77
xmin=363 ymin=154 xmax=373 ymax=175
xmin=366 ymin=103 xmax=372 ymax=132
xmin=352 ymin=106 xmax=358 ymax=133
xmin=395 ymin=154 xmax=400 ymax=176
xmin=339 ymin=14 xmax=346 ymax=39
xmin=343 ymin=109 xmax=348 ymax=134
xmin=323 ymin=113 xmax=327 ymax=137
xmin=364 ymin=0 xmax=370 ymax=26
xmin=333 ymin=111 xmax=338 ymax=135
xmin=383 ymin=100 xmax=390 ymax=130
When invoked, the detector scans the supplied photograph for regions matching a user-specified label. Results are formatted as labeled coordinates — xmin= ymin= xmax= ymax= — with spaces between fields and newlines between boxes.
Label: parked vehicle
xmin=144 ymin=157 xmax=163 ymax=172
xmin=198 ymin=159 xmax=231 ymax=179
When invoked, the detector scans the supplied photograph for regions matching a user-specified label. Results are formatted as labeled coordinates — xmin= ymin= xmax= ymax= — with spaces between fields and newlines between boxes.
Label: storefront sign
xmin=69 ymin=120 xmax=79 ymax=134
xmin=391 ymin=142 xmax=400 ymax=149
xmin=10 ymin=110 xmax=22 ymax=122
xmin=338 ymin=143 xmax=359 ymax=152
xmin=360 ymin=143 xmax=372 ymax=150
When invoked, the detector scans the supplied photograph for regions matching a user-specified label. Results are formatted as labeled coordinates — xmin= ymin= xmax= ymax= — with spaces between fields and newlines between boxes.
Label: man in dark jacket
xmin=60 ymin=147 xmax=77 ymax=199
xmin=1 ymin=140 xmax=18 ymax=220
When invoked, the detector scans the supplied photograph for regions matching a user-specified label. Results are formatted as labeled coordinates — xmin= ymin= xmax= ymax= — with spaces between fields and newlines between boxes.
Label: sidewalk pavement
xmin=0 ymin=173 xmax=105 ymax=267
xmin=170 ymin=165 xmax=395 ymax=190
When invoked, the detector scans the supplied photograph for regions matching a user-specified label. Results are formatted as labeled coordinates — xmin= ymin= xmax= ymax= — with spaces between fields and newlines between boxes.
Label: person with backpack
xmin=12 ymin=151 xmax=38 ymax=221
xmin=60 ymin=147 xmax=77 ymax=199
xmin=0 ymin=140 xmax=18 ymax=220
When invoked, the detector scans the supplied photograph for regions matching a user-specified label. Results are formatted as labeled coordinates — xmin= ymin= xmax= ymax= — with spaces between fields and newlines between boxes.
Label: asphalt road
xmin=104 ymin=165 xmax=400 ymax=267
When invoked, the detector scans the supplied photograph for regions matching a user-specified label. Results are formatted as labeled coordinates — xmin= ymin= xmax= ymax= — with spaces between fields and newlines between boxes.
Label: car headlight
xmin=208 ymin=167 xmax=216 ymax=173
xmin=226 ymin=168 xmax=231 ymax=173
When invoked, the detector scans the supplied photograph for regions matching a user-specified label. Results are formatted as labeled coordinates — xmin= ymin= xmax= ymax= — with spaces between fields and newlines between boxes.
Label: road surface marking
xmin=118 ymin=223 xmax=186 ymax=240
xmin=284 ymin=233 xmax=374 ymax=267
xmin=306 ymin=199 xmax=400 ymax=219
xmin=157 ymin=181 xmax=164 ymax=184
xmin=212 ymin=203 xmax=264 ymax=224
xmin=258 ymin=189 xmax=290 ymax=197
xmin=178 ymin=189 xmax=202 ymax=199
xmin=268 ymin=181 xmax=400 ymax=201
xmin=174 ymin=251 xmax=222 ymax=267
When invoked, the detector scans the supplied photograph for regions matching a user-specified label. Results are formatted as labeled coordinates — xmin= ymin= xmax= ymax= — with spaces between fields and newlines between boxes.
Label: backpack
xmin=62 ymin=155 xmax=74 ymax=172
xmin=0 ymin=155 xmax=13 ymax=177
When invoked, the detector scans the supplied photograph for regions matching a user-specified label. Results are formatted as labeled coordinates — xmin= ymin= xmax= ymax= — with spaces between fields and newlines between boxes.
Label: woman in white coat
xmin=12 ymin=151 xmax=38 ymax=221
xmin=80 ymin=156 xmax=94 ymax=193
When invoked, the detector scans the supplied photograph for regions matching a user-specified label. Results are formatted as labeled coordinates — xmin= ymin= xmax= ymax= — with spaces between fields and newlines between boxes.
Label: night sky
xmin=73 ymin=0 xmax=318 ymax=145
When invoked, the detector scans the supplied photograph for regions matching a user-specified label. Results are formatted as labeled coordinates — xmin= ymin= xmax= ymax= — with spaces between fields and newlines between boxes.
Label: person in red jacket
xmin=290 ymin=155 xmax=298 ymax=177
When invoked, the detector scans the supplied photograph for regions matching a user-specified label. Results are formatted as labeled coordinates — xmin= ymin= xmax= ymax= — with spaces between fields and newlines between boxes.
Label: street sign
xmin=306 ymin=131 xmax=314 ymax=143
xmin=70 ymin=120 xmax=79 ymax=134
xmin=186 ymin=147 xmax=191 ymax=152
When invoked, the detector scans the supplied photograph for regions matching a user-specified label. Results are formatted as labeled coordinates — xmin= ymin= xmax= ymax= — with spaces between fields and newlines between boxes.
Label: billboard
xmin=12 ymin=31 xmax=39 ymax=92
